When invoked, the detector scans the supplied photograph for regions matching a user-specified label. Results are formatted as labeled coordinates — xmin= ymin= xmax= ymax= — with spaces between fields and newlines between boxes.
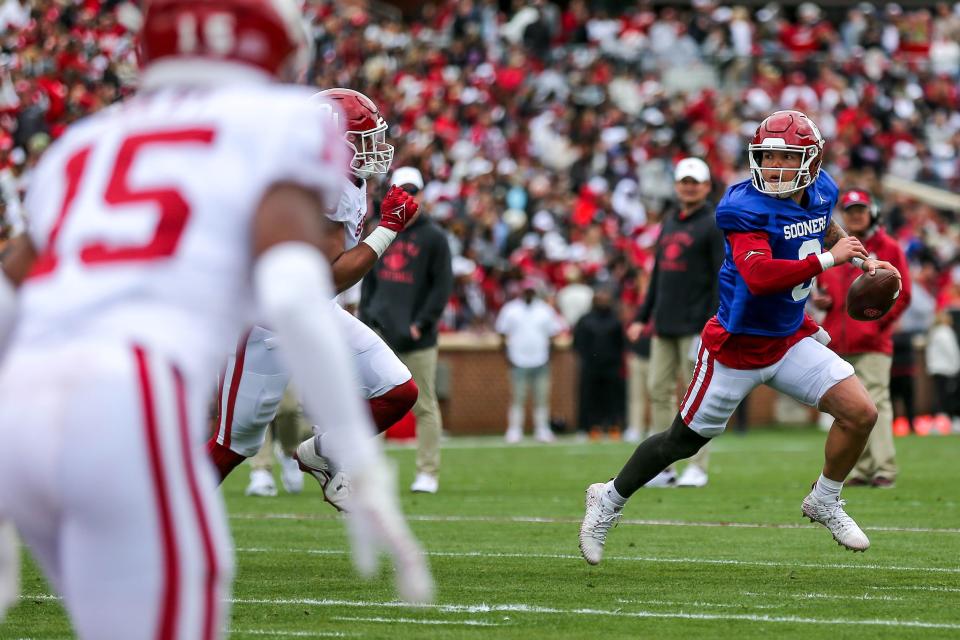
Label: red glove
xmin=378 ymin=185 xmax=420 ymax=232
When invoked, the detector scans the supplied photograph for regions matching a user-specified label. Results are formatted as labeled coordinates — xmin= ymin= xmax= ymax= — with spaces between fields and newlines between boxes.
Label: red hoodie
xmin=817 ymin=227 xmax=911 ymax=356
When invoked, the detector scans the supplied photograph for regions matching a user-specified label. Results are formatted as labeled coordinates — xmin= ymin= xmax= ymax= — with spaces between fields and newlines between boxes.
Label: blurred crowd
xmin=2 ymin=0 xmax=960 ymax=335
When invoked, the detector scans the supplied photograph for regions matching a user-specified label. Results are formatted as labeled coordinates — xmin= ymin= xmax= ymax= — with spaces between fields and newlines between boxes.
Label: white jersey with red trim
xmin=14 ymin=84 xmax=345 ymax=378
xmin=328 ymin=177 xmax=367 ymax=250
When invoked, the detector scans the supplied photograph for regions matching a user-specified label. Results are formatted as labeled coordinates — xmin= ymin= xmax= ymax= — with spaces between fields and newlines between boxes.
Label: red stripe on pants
xmin=173 ymin=366 xmax=219 ymax=640
xmin=683 ymin=351 xmax=715 ymax=426
xmin=679 ymin=344 xmax=707 ymax=414
xmin=134 ymin=346 xmax=180 ymax=640
xmin=220 ymin=329 xmax=251 ymax=449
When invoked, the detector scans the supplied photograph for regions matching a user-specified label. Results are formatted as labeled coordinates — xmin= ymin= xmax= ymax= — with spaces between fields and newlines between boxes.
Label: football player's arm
xmin=823 ymin=220 xmax=899 ymax=278
xmin=330 ymin=186 xmax=420 ymax=294
xmin=327 ymin=223 xmax=378 ymax=294
xmin=0 ymin=235 xmax=37 ymax=355
xmin=729 ymin=231 xmax=835 ymax=296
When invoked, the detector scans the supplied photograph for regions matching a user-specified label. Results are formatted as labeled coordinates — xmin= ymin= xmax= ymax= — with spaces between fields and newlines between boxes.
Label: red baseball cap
xmin=841 ymin=190 xmax=872 ymax=209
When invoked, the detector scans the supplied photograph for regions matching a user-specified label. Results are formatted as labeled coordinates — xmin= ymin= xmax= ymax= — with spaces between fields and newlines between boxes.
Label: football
xmin=846 ymin=267 xmax=901 ymax=321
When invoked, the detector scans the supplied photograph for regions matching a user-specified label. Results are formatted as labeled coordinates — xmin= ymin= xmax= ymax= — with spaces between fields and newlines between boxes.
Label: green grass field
xmin=3 ymin=429 xmax=960 ymax=639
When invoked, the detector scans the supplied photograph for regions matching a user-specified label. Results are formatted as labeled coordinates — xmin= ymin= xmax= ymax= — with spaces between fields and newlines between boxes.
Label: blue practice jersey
xmin=714 ymin=171 xmax=839 ymax=336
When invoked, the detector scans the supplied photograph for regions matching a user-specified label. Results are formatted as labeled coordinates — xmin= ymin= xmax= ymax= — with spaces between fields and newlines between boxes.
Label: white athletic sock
xmin=812 ymin=473 xmax=843 ymax=503
xmin=603 ymin=480 xmax=627 ymax=509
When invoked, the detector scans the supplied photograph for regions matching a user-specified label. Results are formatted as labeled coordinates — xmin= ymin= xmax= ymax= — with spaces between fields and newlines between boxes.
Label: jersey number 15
xmin=29 ymin=127 xmax=216 ymax=278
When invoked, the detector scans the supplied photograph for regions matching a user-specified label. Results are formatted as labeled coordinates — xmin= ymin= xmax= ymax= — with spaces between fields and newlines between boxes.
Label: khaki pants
xmin=845 ymin=353 xmax=896 ymax=481
xmin=648 ymin=335 xmax=710 ymax=469
xmin=250 ymin=388 xmax=309 ymax=471
xmin=399 ymin=346 xmax=442 ymax=477
xmin=626 ymin=354 xmax=649 ymax=433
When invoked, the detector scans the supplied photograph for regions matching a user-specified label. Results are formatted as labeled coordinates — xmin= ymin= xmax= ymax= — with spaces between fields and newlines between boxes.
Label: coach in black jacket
xmin=626 ymin=157 xmax=724 ymax=488
xmin=361 ymin=167 xmax=453 ymax=494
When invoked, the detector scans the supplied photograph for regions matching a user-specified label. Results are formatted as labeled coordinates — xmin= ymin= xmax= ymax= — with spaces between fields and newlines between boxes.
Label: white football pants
xmin=214 ymin=306 xmax=411 ymax=457
xmin=0 ymin=342 xmax=233 ymax=639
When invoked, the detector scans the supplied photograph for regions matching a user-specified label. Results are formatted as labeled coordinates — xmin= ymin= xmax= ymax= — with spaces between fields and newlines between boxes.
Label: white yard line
xmin=229 ymin=512 xmax=960 ymax=535
xmin=233 ymin=631 xmax=355 ymax=638
xmin=869 ymin=585 xmax=960 ymax=593
xmin=19 ymin=594 xmax=958 ymax=630
xmin=226 ymin=596 xmax=960 ymax=630
xmin=234 ymin=546 xmax=960 ymax=574
xmin=616 ymin=598 xmax=782 ymax=610
xmin=331 ymin=616 xmax=500 ymax=626
xmin=742 ymin=591 xmax=904 ymax=601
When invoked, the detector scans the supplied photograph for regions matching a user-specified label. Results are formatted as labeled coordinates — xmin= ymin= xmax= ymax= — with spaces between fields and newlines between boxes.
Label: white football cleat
xmin=676 ymin=464 xmax=708 ymax=488
xmin=275 ymin=443 xmax=304 ymax=495
xmin=579 ymin=483 xmax=622 ymax=566
xmin=410 ymin=472 xmax=439 ymax=494
xmin=644 ymin=468 xmax=677 ymax=488
xmin=245 ymin=468 xmax=278 ymax=497
xmin=801 ymin=492 xmax=870 ymax=552
xmin=296 ymin=438 xmax=352 ymax=512
xmin=348 ymin=461 xmax=435 ymax=604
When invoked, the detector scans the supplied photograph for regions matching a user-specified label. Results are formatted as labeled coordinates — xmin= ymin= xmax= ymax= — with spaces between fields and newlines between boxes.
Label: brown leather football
xmin=845 ymin=268 xmax=901 ymax=321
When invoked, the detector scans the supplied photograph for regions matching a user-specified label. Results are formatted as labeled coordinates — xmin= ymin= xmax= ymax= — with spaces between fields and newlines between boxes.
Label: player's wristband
xmin=362 ymin=226 xmax=398 ymax=258
xmin=817 ymin=252 xmax=835 ymax=271
xmin=851 ymin=257 xmax=866 ymax=271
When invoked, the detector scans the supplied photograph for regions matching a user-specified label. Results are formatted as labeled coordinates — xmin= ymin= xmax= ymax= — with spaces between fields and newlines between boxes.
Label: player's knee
xmin=855 ymin=402 xmax=879 ymax=434
xmin=368 ymin=378 xmax=418 ymax=433
xmin=837 ymin=399 xmax=877 ymax=435
xmin=206 ymin=439 xmax=247 ymax=483
xmin=659 ymin=414 xmax=711 ymax=461
xmin=395 ymin=377 xmax=419 ymax=411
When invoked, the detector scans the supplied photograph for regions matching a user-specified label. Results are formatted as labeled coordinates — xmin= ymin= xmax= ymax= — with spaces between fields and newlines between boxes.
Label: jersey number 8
xmin=791 ymin=238 xmax=821 ymax=302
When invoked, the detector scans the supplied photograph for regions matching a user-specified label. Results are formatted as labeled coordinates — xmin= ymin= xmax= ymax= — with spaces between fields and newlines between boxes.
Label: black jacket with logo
xmin=360 ymin=216 xmax=453 ymax=352
xmin=636 ymin=202 xmax=725 ymax=337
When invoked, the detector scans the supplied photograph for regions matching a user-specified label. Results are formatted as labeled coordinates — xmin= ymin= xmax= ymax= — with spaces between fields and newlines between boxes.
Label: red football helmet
xmin=314 ymin=88 xmax=393 ymax=178
xmin=140 ymin=0 xmax=310 ymax=84
xmin=749 ymin=110 xmax=825 ymax=198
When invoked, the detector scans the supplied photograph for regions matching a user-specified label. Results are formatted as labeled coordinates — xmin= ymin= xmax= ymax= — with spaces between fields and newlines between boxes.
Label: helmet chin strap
xmin=764 ymin=167 xmax=808 ymax=198
xmin=770 ymin=178 xmax=800 ymax=198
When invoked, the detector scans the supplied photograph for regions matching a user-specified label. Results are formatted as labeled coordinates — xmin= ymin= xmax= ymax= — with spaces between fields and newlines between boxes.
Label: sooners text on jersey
xmin=713 ymin=170 xmax=839 ymax=337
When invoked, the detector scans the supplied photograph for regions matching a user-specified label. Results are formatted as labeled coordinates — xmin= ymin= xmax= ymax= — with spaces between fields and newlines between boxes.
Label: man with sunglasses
xmin=361 ymin=167 xmax=454 ymax=494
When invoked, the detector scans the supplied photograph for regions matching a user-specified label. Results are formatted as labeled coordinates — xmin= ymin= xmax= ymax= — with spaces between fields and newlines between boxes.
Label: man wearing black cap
xmin=361 ymin=167 xmax=453 ymax=494
xmin=626 ymin=157 xmax=725 ymax=487
xmin=811 ymin=189 xmax=912 ymax=488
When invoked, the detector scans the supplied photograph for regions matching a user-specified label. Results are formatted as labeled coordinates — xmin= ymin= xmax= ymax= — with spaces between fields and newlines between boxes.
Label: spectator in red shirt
xmin=812 ymin=190 xmax=912 ymax=488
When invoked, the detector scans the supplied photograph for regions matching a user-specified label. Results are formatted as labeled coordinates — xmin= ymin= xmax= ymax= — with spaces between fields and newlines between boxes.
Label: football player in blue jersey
xmin=579 ymin=110 xmax=902 ymax=562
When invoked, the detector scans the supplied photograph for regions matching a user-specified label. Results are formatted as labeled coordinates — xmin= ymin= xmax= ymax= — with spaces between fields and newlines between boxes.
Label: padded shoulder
xmin=715 ymin=180 xmax=774 ymax=233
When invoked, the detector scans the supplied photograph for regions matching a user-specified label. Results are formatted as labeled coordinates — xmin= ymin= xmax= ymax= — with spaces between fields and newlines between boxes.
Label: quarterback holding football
xmin=579 ymin=110 xmax=902 ymax=564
